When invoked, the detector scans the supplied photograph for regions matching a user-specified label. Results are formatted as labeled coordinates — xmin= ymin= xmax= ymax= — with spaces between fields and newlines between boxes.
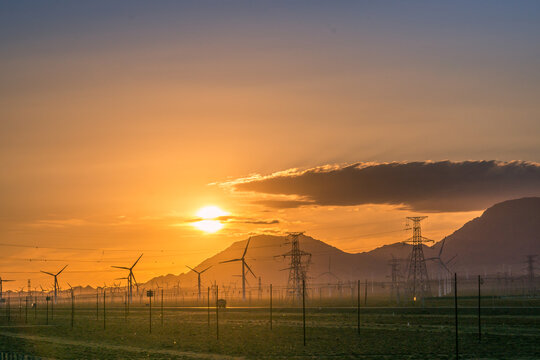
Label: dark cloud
xmin=233 ymin=161 xmax=540 ymax=212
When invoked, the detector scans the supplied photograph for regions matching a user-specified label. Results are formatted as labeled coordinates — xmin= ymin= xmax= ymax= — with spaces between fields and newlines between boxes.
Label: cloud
xmin=231 ymin=161 xmax=540 ymax=212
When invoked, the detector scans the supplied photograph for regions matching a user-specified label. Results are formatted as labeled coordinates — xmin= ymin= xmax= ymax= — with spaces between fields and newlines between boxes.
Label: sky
xmin=1 ymin=1 xmax=540 ymax=289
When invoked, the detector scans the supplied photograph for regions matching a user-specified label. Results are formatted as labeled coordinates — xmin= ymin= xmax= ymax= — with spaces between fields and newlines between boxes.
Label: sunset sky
xmin=1 ymin=1 xmax=540 ymax=289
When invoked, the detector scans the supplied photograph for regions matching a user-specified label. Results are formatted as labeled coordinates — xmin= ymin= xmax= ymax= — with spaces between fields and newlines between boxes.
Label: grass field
xmin=1 ymin=296 xmax=539 ymax=359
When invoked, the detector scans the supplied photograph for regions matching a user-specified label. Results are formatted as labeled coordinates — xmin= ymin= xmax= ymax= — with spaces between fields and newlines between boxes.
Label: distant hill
xmin=437 ymin=197 xmax=540 ymax=277
xmin=145 ymin=197 xmax=540 ymax=289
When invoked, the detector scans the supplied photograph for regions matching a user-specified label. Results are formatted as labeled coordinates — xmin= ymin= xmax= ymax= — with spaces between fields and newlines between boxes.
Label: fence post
xmin=454 ymin=273 xmax=459 ymax=360
xmin=478 ymin=275 xmax=481 ymax=342
xmin=207 ymin=287 xmax=210 ymax=329
xmin=161 ymin=288 xmax=164 ymax=327
xmin=71 ymin=291 xmax=74 ymax=328
xmin=6 ymin=297 xmax=10 ymax=324
xmin=270 ymin=284 xmax=273 ymax=330
xmin=216 ymin=285 xmax=219 ymax=340
xmin=302 ymin=279 xmax=306 ymax=346
xmin=357 ymin=279 xmax=360 ymax=335
xmin=103 ymin=290 xmax=106 ymax=330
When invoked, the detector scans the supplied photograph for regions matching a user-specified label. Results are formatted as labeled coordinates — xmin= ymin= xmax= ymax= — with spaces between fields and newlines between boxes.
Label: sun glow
xmin=193 ymin=206 xmax=228 ymax=233
xmin=196 ymin=206 xmax=228 ymax=219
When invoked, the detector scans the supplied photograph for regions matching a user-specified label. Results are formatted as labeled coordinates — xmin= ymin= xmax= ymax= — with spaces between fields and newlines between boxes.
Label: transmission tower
xmin=388 ymin=256 xmax=402 ymax=304
xmin=404 ymin=216 xmax=433 ymax=301
xmin=281 ymin=232 xmax=311 ymax=301
xmin=525 ymin=254 xmax=537 ymax=295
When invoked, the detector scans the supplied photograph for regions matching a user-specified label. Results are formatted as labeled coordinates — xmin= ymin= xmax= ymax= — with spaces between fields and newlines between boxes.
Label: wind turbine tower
xmin=112 ymin=254 xmax=143 ymax=304
xmin=220 ymin=237 xmax=256 ymax=300
xmin=425 ymin=237 xmax=457 ymax=296
xmin=186 ymin=265 xmax=212 ymax=300
xmin=40 ymin=265 xmax=68 ymax=303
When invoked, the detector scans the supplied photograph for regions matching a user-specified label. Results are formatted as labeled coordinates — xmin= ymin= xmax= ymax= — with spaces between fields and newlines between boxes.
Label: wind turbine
xmin=317 ymin=257 xmax=340 ymax=297
xmin=40 ymin=265 xmax=68 ymax=303
xmin=111 ymin=254 xmax=143 ymax=304
xmin=220 ymin=237 xmax=256 ymax=300
xmin=186 ymin=265 xmax=212 ymax=300
xmin=426 ymin=238 xmax=457 ymax=296
xmin=0 ymin=277 xmax=15 ymax=300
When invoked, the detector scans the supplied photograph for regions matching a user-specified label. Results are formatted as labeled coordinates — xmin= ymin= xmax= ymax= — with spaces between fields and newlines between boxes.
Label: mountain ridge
xmin=144 ymin=197 xmax=540 ymax=289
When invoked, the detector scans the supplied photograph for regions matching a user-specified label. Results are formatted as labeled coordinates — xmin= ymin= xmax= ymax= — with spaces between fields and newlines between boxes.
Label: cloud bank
xmin=231 ymin=161 xmax=540 ymax=212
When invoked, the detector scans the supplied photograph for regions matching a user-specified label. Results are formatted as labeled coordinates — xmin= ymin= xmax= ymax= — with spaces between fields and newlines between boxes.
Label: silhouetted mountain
xmin=436 ymin=197 xmax=540 ymax=277
xmin=144 ymin=197 xmax=540 ymax=289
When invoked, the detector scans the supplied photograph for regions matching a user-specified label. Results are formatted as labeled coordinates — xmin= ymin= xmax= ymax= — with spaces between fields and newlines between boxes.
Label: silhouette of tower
xmin=281 ymin=232 xmax=311 ymax=301
xmin=525 ymin=254 xmax=537 ymax=295
xmin=404 ymin=217 xmax=433 ymax=301
xmin=388 ymin=256 xmax=402 ymax=303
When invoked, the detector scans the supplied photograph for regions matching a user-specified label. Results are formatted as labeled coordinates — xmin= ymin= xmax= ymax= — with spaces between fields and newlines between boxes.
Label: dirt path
xmin=0 ymin=331 xmax=245 ymax=360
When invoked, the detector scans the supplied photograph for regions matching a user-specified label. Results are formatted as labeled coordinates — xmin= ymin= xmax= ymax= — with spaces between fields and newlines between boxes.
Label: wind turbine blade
xmin=111 ymin=266 xmax=130 ymax=270
xmin=439 ymin=237 xmax=446 ymax=257
xmin=200 ymin=265 xmax=212 ymax=274
xmin=131 ymin=253 xmax=143 ymax=269
xmin=220 ymin=259 xmax=241 ymax=264
xmin=447 ymin=254 xmax=458 ymax=264
xmin=441 ymin=261 xmax=451 ymax=274
xmin=186 ymin=265 xmax=199 ymax=274
xmin=40 ymin=271 xmax=55 ymax=276
xmin=56 ymin=264 xmax=68 ymax=276
xmin=244 ymin=261 xmax=256 ymax=278
xmin=242 ymin=237 xmax=251 ymax=259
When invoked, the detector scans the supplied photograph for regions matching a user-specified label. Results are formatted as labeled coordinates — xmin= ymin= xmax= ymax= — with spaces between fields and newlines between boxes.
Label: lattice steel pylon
xmin=403 ymin=216 xmax=433 ymax=301
xmin=525 ymin=254 xmax=537 ymax=295
xmin=388 ymin=256 xmax=403 ymax=303
xmin=281 ymin=232 xmax=311 ymax=302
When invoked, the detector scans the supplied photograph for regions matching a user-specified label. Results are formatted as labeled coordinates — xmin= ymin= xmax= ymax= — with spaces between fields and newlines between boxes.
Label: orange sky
xmin=1 ymin=2 xmax=539 ymax=290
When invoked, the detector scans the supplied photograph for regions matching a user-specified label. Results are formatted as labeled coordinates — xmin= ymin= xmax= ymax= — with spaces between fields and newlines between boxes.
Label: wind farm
xmin=1 ymin=1 xmax=540 ymax=359
xmin=1 ymin=199 xmax=540 ymax=359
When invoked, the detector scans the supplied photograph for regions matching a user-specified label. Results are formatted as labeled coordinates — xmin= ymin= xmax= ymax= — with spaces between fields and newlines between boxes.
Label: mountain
xmin=144 ymin=197 xmax=540 ymax=289
xmin=438 ymin=197 xmax=540 ymax=276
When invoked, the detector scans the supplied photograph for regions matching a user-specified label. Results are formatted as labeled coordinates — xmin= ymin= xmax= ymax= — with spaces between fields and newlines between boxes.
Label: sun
xmin=196 ymin=206 xmax=228 ymax=219
xmin=192 ymin=206 xmax=228 ymax=233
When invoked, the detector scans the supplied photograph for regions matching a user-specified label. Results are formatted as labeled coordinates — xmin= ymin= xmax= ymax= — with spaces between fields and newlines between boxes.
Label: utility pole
xmin=404 ymin=217 xmax=433 ymax=302
xmin=161 ymin=288 xmax=164 ymax=327
xmin=216 ymin=285 xmax=219 ymax=340
xmin=269 ymin=284 xmax=273 ymax=330
xmin=357 ymin=279 xmax=360 ymax=335
xmin=71 ymin=288 xmax=74 ymax=328
xmin=454 ymin=273 xmax=459 ymax=360
xmin=281 ymin=232 xmax=311 ymax=302
xmin=302 ymin=279 xmax=306 ymax=346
